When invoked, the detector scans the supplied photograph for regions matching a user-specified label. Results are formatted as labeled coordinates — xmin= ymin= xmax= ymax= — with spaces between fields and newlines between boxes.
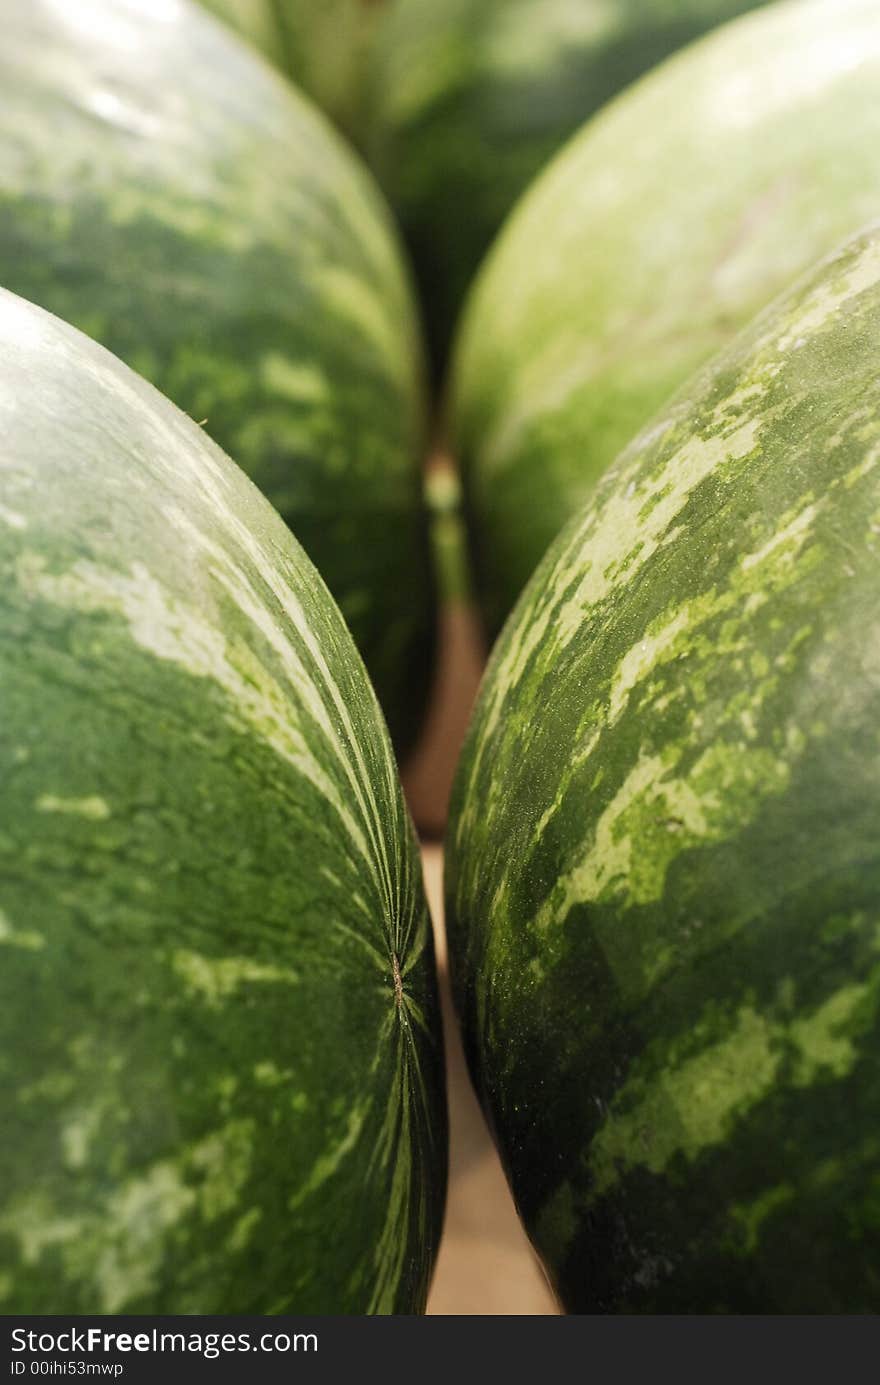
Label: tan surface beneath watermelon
xmin=420 ymin=845 xmax=558 ymax=1315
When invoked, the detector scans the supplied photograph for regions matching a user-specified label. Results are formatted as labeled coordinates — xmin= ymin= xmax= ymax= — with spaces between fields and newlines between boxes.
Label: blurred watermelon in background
xmin=451 ymin=0 xmax=880 ymax=636
xmin=360 ymin=0 xmax=769 ymax=372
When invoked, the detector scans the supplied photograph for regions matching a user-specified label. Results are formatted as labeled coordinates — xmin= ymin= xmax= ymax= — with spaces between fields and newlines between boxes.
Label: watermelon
xmin=198 ymin=0 xmax=387 ymax=138
xmin=0 ymin=287 xmax=446 ymax=1314
xmin=362 ymin=0 xmax=767 ymax=370
xmin=0 ymin=0 xmax=431 ymax=756
xmin=445 ymin=224 xmax=880 ymax=1312
xmin=451 ymin=0 xmax=880 ymax=637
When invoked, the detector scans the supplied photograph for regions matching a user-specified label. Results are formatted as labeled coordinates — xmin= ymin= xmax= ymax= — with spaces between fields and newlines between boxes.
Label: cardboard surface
xmin=421 ymin=845 xmax=558 ymax=1316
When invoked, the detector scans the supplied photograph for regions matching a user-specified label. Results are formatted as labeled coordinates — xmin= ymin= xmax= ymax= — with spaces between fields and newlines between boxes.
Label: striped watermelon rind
xmin=0 ymin=288 xmax=446 ymax=1314
xmin=445 ymin=225 xmax=880 ymax=1312
xmin=0 ymin=0 xmax=431 ymax=755
xmin=451 ymin=0 xmax=880 ymax=635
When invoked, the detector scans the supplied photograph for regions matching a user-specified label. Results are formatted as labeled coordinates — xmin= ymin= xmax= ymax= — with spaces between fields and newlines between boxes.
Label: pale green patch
xmin=0 ymin=1195 xmax=85 ymax=1266
xmin=535 ymin=754 xmax=668 ymax=923
xmin=16 ymin=1069 xmax=77 ymax=1106
xmin=189 ymin=1119 xmax=255 ymax=1222
xmin=774 ymin=233 xmax=880 ymax=353
xmin=313 ymin=265 xmax=406 ymax=388
xmin=608 ymin=606 xmax=692 ymax=722
xmin=750 ymin=651 xmax=771 ymax=678
xmin=730 ymin=1183 xmax=795 ymax=1254
xmin=259 ymin=354 xmax=330 ymax=406
xmin=0 ymin=502 xmax=26 ymax=529
xmin=287 ymin=1098 xmax=372 ymax=1211
xmin=844 ymin=440 xmax=880 ymax=489
xmin=740 ymin=500 xmax=820 ymax=574
xmin=225 ymin=1206 xmax=262 ymax=1255
xmin=213 ymin=1074 xmax=238 ymax=1103
xmin=689 ymin=739 xmax=791 ymax=824
xmin=4 ymin=1117 xmax=258 ymax=1310
xmin=376 ymin=30 xmax=463 ymax=125
xmin=0 ymin=908 xmax=45 ymax=951
xmin=528 ymin=729 xmax=603 ymax=853
xmin=61 ymin=1102 xmax=105 ymax=1171
xmin=589 ymin=1005 xmax=780 ymax=1197
xmin=486 ymin=0 xmax=617 ymax=81
xmin=586 ymin=977 xmax=875 ymax=1207
xmin=0 ymin=1272 xmax=11 ymax=1302
xmin=320 ymin=865 xmax=343 ymax=891
xmin=16 ymin=553 xmax=224 ymax=681
xmin=535 ymin=733 xmax=791 ymax=928
xmin=554 ymin=413 xmax=763 ymax=646
xmin=172 ymin=949 xmax=298 ymax=1006
xmin=253 ymin=1061 xmax=290 ymax=1087
xmin=36 ymin=794 xmax=110 ymax=821
xmin=94 ymin=1162 xmax=197 ymax=1313
xmin=790 ymin=982 xmax=870 ymax=1084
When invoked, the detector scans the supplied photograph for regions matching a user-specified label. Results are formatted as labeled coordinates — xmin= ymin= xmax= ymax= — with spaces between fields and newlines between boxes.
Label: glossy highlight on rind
xmin=363 ymin=0 xmax=766 ymax=371
xmin=445 ymin=225 xmax=880 ymax=1312
xmin=0 ymin=0 xmax=432 ymax=755
xmin=0 ymin=288 xmax=446 ymax=1314
xmin=451 ymin=0 xmax=880 ymax=636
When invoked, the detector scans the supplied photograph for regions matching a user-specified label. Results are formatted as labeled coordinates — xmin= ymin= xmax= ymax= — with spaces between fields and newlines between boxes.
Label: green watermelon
xmin=451 ymin=0 xmax=880 ymax=637
xmin=445 ymin=224 xmax=880 ymax=1312
xmin=0 ymin=0 xmax=431 ymax=756
xmin=362 ymin=0 xmax=767 ymax=370
xmin=199 ymin=0 xmax=387 ymax=138
xmin=0 ymin=287 xmax=446 ymax=1314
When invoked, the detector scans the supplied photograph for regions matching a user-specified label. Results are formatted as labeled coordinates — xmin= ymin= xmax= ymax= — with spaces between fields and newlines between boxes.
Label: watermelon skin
xmin=363 ymin=0 xmax=767 ymax=371
xmin=0 ymin=288 xmax=446 ymax=1314
xmin=445 ymin=226 xmax=880 ymax=1312
xmin=451 ymin=0 xmax=880 ymax=637
xmin=0 ymin=0 xmax=431 ymax=757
